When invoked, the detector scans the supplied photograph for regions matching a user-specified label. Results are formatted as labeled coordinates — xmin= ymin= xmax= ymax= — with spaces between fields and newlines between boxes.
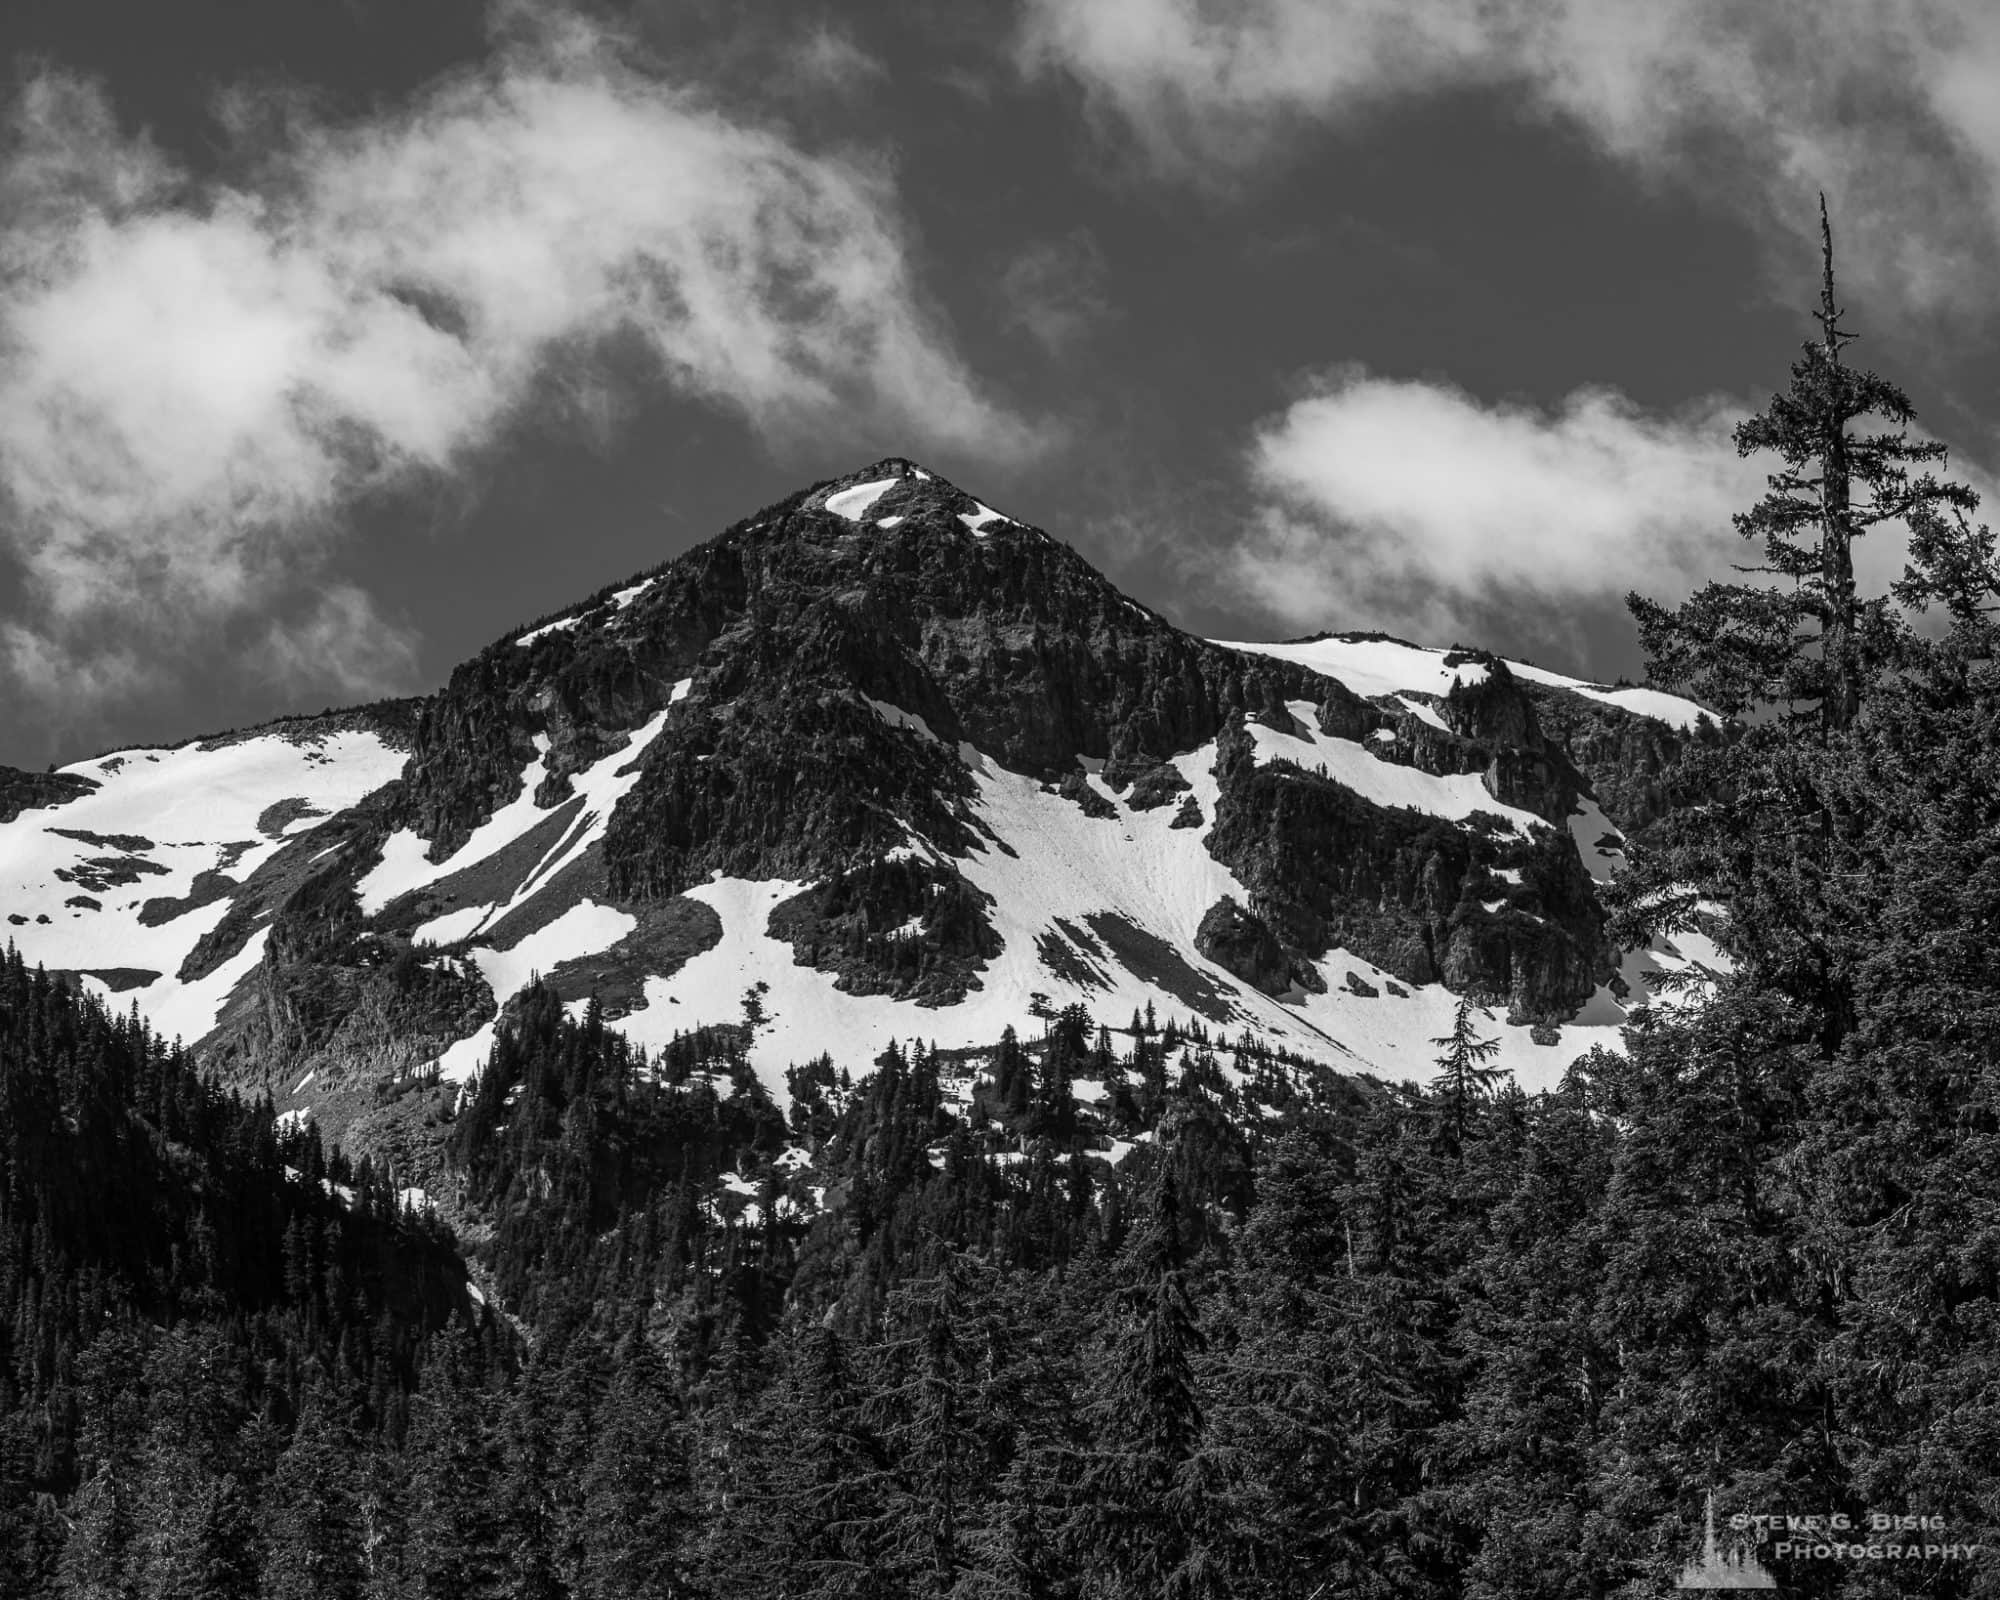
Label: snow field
xmin=1217 ymin=634 xmax=1711 ymax=730
xmin=365 ymin=692 xmax=689 ymax=1082
xmin=605 ymin=732 xmax=1617 ymax=1102
xmin=1 ymin=731 xmax=406 ymax=1043
xmin=1242 ymin=700 xmax=1544 ymax=833
xmin=824 ymin=478 xmax=901 ymax=520
xmin=958 ymin=503 xmax=1012 ymax=536
xmin=367 ymin=690 xmax=686 ymax=931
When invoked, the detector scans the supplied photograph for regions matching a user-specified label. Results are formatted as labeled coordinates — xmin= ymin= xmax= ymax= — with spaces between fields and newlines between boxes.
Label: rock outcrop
xmin=0 ymin=457 xmax=1718 ymax=1121
xmin=0 ymin=765 xmax=99 ymax=825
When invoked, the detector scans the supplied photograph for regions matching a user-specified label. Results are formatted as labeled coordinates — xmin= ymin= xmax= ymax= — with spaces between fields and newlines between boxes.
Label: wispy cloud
xmin=0 ymin=6 xmax=1033 ymax=716
xmin=1017 ymin=0 xmax=2000 ymax=319
xmin=258 ymin=585 xmax=423 ymax=703
xmin=998 ymin=229 xmax=1115 ymax=357
xmin=1224 ymin=369 xmax=1978 ymax=650
xmin=783 ymin=23 xmax=890 ymax=98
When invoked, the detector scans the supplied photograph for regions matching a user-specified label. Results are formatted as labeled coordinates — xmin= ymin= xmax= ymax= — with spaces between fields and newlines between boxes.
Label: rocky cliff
xmin=0 ymin=459 xmax=1718 ymax=1137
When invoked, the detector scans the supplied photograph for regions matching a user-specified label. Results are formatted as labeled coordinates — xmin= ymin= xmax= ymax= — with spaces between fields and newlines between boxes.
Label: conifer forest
xmin=7 ymin=227 xmax=2000 ymax=1600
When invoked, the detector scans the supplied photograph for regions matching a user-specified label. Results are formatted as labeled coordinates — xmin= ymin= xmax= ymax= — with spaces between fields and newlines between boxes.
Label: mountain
xmin=0 ymin=460 xmax=1719 ymax=1147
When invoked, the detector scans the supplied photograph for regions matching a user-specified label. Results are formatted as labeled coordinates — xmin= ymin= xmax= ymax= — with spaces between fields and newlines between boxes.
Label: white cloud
xmin=0 ymin=10 xmax=1033 ymax=713
xmin=259 ymin=585 xmax=424 ymax=703
xmin=1226 ymin=369 xmax=1977 ymax=645
xmin=783 ymin=24 xmax=890 ymax=97
xmin=0 ymin=622 xmax=145 ymax=708
xmin=1017 ymin=0 xmax=2000 ymax=317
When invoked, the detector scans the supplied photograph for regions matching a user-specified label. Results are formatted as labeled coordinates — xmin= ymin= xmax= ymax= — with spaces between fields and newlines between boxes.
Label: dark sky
xmin=2 ymin=0 xmax=1996 ymax=764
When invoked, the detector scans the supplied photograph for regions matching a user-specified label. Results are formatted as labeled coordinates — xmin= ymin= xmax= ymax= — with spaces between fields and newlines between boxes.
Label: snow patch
xmin=148 ymin=928 xmax=270 ymax=1048
xmin=413 ymin=903 xmax=496 ymax=946
xmin=958 ymin=502 xmax=1011 ymax=536
xmin=358 ymin=734 xmax=557 ymax=915
xmin=1220 ymin=636 xmax=1489 ymax=701
xmin=1503 ymin=663 xmax=1715 ymax=731
xmin=516 ymin=615 xmax=583 ymax=648
xmin=0 ymin=731 xmax=404 ymax=1007
xmin=1566 ymin=797 xmax=1627 ymax=884
xmin=610 ymin=738 xmax=1375 ymax=1097
xmin=824 ymin=478 xmax=900 ymax=520
xmin=435 ymin=1018 xmax=498 ymax=1086
xmin=866 ymin=697 xmax=939 ymax=743
xmin=610 ymin=576 xmax=656 ymax=611
xmin=1398 ymin=695 xmax=1450 ymax=732
xmin=1220 ymin=635 xmax=1712 ymax=731
xmin=1243 ymin=702 xmax=1542 ymax=833
xmin=360 ymin=701 xmax=678 ymax=926
xmin=467 ymin=900 xmax=638 ymax=1013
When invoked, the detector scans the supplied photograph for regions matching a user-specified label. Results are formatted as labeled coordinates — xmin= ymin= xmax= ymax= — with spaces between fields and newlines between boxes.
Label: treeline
xmin=10 ymin=777 xmax=2000 ymax=1599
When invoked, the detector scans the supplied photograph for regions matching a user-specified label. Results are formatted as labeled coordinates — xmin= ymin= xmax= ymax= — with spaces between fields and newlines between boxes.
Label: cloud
xmin=998 ymin=229 xmax=1114 ymax=356
xmin=0 ymin=623 xmax=145 ymax=709
xmin=1017 ymin=0 xmax=2000 ymax=318
xmin=1224 ymin=369 xmax=1981 ymax=649
xmin=783 ymin=23 xmax=890 ymax=98
xmin=258 ymin=585 xmax=423 ymax=702
xmin=0 ymin=9 xmax=1033 ymax=716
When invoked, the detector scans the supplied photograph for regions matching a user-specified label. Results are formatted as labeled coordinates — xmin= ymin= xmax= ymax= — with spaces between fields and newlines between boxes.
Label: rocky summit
xmin=0 ymin=459 xmax=1719 ymax=1143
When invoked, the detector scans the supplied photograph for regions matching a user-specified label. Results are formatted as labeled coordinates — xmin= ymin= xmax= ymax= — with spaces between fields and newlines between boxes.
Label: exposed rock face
xmin=1194 ymin=896 xmax=1293 ymax=997
xmin=1204 ymin=722 xmax=1607 ymax=1023
xmin=768 ymin=857 xmax=1001 ymax=1005
xmin=1440 ymin=661 xmax=1578 ymax=823
xmin=191 ymin=834 xmax=497 ymax=1102
xmin=375 ymin=460 xmax=1420 ymax=1006
xmin=182 ymin=801 xmax=394 ymax=983
xmin=330 ymin=460 xmax=1702 ymax=1035
xmin=1053 ymin=770 xmax=1118 ymax=819
xmin=1525 ymin=690 xmax=1709 ymax=837
xmin=603 ymin=686 xmax=982 ymax=902
xmin=1124 ymin=763 xmax=1191 ymax=811
xmin=2 ymin=458 xmax=1714 ymax=1114
xmin=398 ymin=461 xmax=1360 ymax=892
xmin=0 ymin=766 xmax=100 ymax=824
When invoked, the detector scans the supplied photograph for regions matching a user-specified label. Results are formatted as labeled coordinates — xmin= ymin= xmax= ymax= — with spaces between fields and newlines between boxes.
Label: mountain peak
xmin=807 ymin=459 xmax=1020 ymax=537
xmin=839 ymin=455 xmax=939 ymax=484
xmin=0 ymin=452 xmax=1717 ymax=1150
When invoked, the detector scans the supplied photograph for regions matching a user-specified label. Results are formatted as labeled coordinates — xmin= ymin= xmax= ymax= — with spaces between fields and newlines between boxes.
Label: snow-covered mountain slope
xmin=1215 ymin=632 xmax=1715 ymax=733
xmin=0 ymin=460 xmax=1722 ymax=1127
xmin=1 ymin=716 xmax=412 ymax=1043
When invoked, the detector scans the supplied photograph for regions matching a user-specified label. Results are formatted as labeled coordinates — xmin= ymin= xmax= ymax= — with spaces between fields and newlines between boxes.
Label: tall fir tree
xmin=1628 ymin=196 xmax=1992 ymax=736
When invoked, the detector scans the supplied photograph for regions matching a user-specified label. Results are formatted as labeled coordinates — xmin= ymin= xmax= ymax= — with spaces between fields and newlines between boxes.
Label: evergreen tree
xmin=1066 ymin=1170 xmax=1219 ymax=1599
xmin=1430 ymin=999 xmax=1506 ymax=1160
xmin=1628 ymin=196 xmax=1993 ymax=735
xmin=55 ymin=1464 xmax=134 ymax=1600
xmin=403 ymin=1333 xmax=507 ymax=1600
xmin=1617 ymin=201 xmax=1998 ymax=1060
xmin=873 ymin=1248 xmax=992 ymax=1596
xmin=261 ymin=1385 xmax=368 ymax=1600
xmin=577 ymin=1328 xmax=700 ymax=1600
